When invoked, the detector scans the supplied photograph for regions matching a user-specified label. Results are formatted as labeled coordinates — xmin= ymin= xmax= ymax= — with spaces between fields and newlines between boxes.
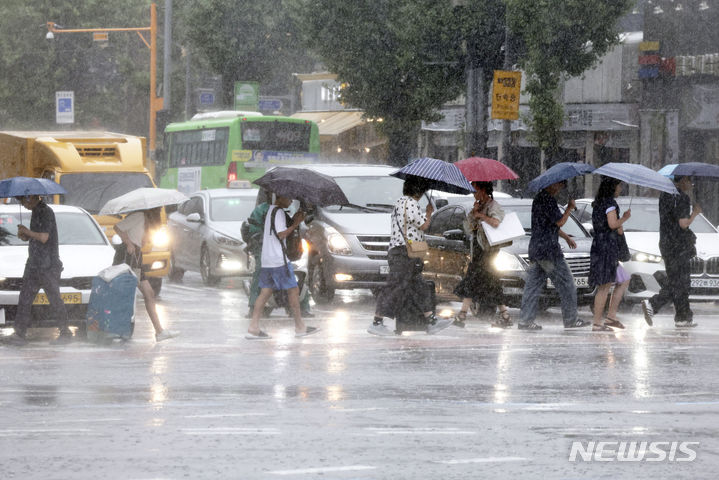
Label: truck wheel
xmin=148 ymin=277 xmax=162 ymax=297
xmin=200 ymin=246 xmax=221 ymax=286
xmin=309 ymin=259 xmax=334 ymax=304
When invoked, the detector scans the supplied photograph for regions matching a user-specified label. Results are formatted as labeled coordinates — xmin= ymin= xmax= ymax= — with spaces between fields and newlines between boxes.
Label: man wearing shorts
xmin=246 ymin=195 xmax=319 ymax=340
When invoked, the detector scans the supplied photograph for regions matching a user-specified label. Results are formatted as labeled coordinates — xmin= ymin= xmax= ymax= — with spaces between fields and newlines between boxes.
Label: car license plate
xmin=380 ymin=265 xmax=390 ymax=275
xmin=547 ymin=277 xmax=589 ymax=288
xmin=691 ymin=278 xmax=719 ymax=288
xmin=33 ymin=292 xmax=82 ymax=305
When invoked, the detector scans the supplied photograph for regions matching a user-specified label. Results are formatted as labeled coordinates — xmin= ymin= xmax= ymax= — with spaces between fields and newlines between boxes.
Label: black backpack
xmin=270 ymin=206 xmax=302 ymax=262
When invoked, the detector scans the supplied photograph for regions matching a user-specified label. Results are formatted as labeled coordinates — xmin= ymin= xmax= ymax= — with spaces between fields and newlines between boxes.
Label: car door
xmin=169 ymin=199 xmax=191 ymax=269
xmin=185 ymin=196 xmax=206 ymax=270
xmin=424 ymin=206 xmax=470 ymax=299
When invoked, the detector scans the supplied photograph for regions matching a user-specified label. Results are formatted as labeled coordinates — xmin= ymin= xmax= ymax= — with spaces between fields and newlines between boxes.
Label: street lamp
xmin=45 ymin=3 xmax=163 ymax=164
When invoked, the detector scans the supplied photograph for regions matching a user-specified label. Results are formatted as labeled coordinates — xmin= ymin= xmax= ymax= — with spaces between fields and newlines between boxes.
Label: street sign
xmin=234 ymin=81 xmax=259 ymax=111
xmin=258 ymin=98 xmax=283 ymax=111
xmin=93 ymin=32 xmax=109 ymax=42
xmin=491 ymin=70 xmax=521 ymax=121
xmin=55 ymin=91 xmax=74 ymax=124
xmin=199 ymin=91 xmax=215 ymax=106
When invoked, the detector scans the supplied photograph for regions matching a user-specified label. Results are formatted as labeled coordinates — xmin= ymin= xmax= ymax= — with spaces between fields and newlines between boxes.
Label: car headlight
xmin=214 ymin=233 xmax=243 ymax=248
xmin=151 ymin=227 xmax=170 ymax=248
xmin=492 ymin=250 xmax=524 ymax=272
xmin=301 ymin=238 xmax=309 ymax=254
xmin=631 ymin=250 xmax=662 ymax=263
xmin=326 ymin=228 xmax=351 ymax=255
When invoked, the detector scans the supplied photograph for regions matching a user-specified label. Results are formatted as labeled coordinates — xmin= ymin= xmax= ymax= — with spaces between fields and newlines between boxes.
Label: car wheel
xmin=168 ymin=251 xmax=184 ymax=283
xmin=148 ymin=277 xmax=162 ymax=296
xmin=200 ymin=246 xmax=221 ymax=286
xmin=309 ymin=258 xmax=335 ymax=304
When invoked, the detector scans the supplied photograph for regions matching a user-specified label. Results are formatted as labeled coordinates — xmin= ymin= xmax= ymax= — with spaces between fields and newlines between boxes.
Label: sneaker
xmin=300 ymin=310 xmax=315 ymax=318
xmin=3 ymin=333 xmax=28 ymax=346
xmin=426 ymin=315 xmax=453 ymax=335
xmin=641 ymin=299 xmax=654 ymax=326
xmin=295 ymin=326 xmax=320 ymax=338
xmin=565 ymin=320 xmax=591 ymax=329
xmin=491 ymin=310 xmax=513 ymax=329
xmin=367 ymin=323 xmax=395 ymax=336
xmin=156 ymin=329 xmax=180 ymax=342
xmin=675 ymin=320 xmax=698 ymax=328
xmin=50 ymin=331 xmax=74 ymax=345
xmin=518 ymin=322 xmax=542 ymax=330
xmin=245 ymin=330 xmax=271 ymax=340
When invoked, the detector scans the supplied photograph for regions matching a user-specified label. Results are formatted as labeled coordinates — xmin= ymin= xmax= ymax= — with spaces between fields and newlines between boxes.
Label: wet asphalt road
xmin=1 ymin=272 xmax=718 ymax=479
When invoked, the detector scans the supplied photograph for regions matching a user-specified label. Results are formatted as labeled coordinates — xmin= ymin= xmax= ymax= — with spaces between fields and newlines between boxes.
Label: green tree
xmin=505 ymin=0 xmax=632 ymax=159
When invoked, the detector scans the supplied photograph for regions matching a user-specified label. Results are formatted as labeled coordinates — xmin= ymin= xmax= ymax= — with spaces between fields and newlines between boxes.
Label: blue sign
xmin=58 ymin=98 xmax=72 ymax=112
xmin=259 ymin=99 xmax=283 ymax=111
xmin=199 ymin=92 xmax=215 ymax=105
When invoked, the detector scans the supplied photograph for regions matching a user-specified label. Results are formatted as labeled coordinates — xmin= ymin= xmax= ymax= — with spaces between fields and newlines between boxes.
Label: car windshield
xmin=0 ymin=211 xmax=106 ymax=246
xmin=60 ymin=172 xmax=154 ymax=214
xmin=324 ymin=176 xmax=404 ymax=212
xmin=210 ymin=196 xmax=256 ymax=222
xmin=615 ymin=201 xmax=716 ymax=233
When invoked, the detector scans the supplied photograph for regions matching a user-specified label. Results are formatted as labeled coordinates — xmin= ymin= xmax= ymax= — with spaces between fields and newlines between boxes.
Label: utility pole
xmin=163 ymin=0 xmax=172 ymax=111
xmin=499 ymin=25 xmax=512 ymax=167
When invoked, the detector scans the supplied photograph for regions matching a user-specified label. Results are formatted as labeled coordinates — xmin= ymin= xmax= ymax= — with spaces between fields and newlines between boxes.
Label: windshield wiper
xmin=338 ymin=203 xmax=384 ymax=213
xmin=365 ymin=203 xmax=395 ymax=210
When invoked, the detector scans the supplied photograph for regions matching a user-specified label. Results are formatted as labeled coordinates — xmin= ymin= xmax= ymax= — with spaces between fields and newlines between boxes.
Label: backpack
xmin=270 ymin=206 xmax=302 ymax=262
xmin=241 ymin=203 xmax=270 ymax=255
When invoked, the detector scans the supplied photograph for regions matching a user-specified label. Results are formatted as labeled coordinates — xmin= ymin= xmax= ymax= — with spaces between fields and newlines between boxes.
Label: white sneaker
xmin=156 ymin=329 xmax=180 ymax=342
xmin=426 ymin=316 xmax=453 ymax=335
xmin=641 ymin=300 xmax=654 ymax=326
xmin=367 ymin=323 xmax=394 ymax=336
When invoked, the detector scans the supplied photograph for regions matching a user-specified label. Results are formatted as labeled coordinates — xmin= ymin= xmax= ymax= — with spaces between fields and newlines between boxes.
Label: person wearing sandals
xmin=114 ymin=208 xmax=179 ymax=342
xmin=246 ymin=194 xmax=319 ymax=340
xmin=453 ymin=181 xmax=512 ymax=329
xmin=588 ymin=177 xmax=631 ymax=331
xmin=368 ymin=177 xmax=453 ymax=336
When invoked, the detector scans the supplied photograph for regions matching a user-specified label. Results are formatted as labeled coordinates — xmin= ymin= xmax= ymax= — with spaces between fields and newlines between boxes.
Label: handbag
xmin=616 ymin=231 xmax=631 ymax=262
xmin=394 ymin=200 xmax=428 ymax=259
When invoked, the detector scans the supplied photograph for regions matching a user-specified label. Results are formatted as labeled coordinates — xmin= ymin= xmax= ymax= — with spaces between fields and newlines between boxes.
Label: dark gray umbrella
xmin=253 ymin=167 xmax=349 ymax=207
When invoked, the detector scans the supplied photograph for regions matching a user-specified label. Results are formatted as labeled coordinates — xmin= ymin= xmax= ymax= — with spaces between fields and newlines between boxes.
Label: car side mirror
xmin=304 ymin=213 xmax=314 ymax=224
xmin=111 ymin=234 xmax=122 ymax=245
xmin=434 ymin=199 xmax=448 ymax=209
xmin=443 ymin=229 xmax=465 ymax=241
xmin=187 ymin=212 xmax=203 ymax=223
xmin=582 ymin=222 xmax=593 ymax=235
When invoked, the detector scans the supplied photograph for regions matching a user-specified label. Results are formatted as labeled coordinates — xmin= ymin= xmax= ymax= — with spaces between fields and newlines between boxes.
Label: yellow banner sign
xmin=491 ymin=70 xmax=521 ymax=120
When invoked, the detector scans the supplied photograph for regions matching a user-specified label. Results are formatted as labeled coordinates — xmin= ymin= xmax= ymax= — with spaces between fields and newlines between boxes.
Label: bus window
xmin=240 ymin=122 xmax=311 ymax=151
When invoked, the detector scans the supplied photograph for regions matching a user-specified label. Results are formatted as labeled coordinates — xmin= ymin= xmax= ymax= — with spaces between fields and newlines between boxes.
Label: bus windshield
xmin=241 ymin=121 xmax=311 ymax=151
xmin=59 ymin=172 xmax=154 ymax=214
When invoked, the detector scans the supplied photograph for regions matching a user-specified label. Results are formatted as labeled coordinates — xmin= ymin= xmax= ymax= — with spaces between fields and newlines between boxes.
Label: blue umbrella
xmin=390 ymin=157 xmax=474 ymax=194
xmin=0 ymin=176 xmax=67 ymax=198
xmin=593 ymin=163 xmax=677 ymax=194
xmin=526 ymin=162 xmax=595 ymax=194
xmin=658 ymin=162 xmax=719 ymax=180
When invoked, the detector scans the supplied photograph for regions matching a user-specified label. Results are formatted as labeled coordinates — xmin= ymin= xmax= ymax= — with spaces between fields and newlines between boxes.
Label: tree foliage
xmin=505 ymin=0 xmax=632 ymax=158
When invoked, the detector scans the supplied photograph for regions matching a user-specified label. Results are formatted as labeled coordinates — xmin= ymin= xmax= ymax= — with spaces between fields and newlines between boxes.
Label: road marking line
xmin=435 ymin=457 xmax=528 ymax=465
xmin=270 ymin=465 xmax=376 ymax=475
xmin=181 ymin=427 xmax=280 ymax=435
xmin=364 ymin=427 xmax=477 ymax=435
xmin=183 ymin=413 xmax=270 ymax=418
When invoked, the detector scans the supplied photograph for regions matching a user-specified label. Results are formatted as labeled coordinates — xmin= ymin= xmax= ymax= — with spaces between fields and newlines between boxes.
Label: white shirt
xmin=389 ymin=196 xmax=426 ymax=248
xmin=116 ymin=212 xmax=145 ymax=248
xmin=261 ymin=206 xmax=288 ymax=268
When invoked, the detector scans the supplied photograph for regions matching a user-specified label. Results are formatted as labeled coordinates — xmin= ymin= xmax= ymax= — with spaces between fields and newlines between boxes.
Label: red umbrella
xmin=454 ymin=157 xmax=519 ymax=182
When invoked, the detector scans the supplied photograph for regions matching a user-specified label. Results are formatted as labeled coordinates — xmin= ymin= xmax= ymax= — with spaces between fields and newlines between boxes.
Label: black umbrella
xmin=253 ymin=167 xmax=349 ymax=207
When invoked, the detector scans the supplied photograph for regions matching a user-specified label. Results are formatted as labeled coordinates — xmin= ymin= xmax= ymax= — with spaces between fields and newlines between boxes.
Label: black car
xmin=422 ymin=198 xmax=596 ymax=313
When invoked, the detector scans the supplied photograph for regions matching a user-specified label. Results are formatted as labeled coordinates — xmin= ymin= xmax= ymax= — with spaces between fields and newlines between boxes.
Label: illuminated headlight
xmin=326 ymin=228 xmax=351 ymax=255
xmin=151 ymin=227 xmax=170 ymax=248
xmin=301 ymin=239 xmax=309 ymax=254
xmin=492 ymin=250 xmax=524 ymax=272
xmin=334 ymin=273 xmax=353 ymax=282
xmin=150 ymin=261 xmax=165 ymax=270
xmin=0 ymin=277 xmax=6 ymax=283
xmin=214 ymin=233 xmax=242 ymax=247
xmin=631 ymin=251 xmax=662 ymax=263
xmin=220 ymin=259 xmax=243 ymax=271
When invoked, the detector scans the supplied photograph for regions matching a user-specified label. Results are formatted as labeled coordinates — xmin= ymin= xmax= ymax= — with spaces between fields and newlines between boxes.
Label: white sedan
xmin=574 ymin=197 xmax=719 ymax=305
xmin=0 ymin=204 xmax=115 ymax=328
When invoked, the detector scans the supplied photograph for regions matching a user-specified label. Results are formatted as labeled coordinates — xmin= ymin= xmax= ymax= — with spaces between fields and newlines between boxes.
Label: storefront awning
xmin=290 ymin=111 xmax=365 ymax=137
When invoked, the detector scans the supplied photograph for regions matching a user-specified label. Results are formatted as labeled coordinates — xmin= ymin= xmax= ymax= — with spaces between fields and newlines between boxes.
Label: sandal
xmin=592 ymin=324 xmax=613 ymax=332
xmin=604 ymin=317 xmax=625 ymax=329
xmin=491 ymin=310 xmax=513 ymax=328
xmin=453 ymin=311 xmax=468 ymax=328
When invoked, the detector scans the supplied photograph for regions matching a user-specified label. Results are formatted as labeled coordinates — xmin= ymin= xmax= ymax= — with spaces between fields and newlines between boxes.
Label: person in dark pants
xmin=6 ymin=195 xmax=70 ymax=345
xmin=368 ymin=177 xmax=453 ymax=336
xmin=519 ymin=180 xmax=591 ymax=330
xmin=642 ymin=176 xmax=701 ymax=328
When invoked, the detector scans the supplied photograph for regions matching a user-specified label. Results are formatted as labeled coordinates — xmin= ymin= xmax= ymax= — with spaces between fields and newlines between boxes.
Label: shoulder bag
xmin=401 ymin=201 xmax=428 ymax=259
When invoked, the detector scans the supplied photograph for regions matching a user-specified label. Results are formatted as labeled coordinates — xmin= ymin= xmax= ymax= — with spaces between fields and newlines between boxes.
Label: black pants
xmin=14 ymin=265 xmax=68 ymax=336
xmin=649 ymin=254 xmax=692 ymax=322
xmin=375 ymin=246 xmax=434 ymax=319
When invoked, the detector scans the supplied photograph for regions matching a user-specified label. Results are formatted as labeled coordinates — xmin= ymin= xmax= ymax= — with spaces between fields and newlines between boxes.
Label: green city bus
xmin=159 ymin=111 xmax=320 ymax=194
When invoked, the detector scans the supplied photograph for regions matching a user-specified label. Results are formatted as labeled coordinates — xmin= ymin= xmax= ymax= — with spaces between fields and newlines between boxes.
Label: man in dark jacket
xmin=5 ymin=195 xmax=71 ymax=345
xmin=642 ymin=176 xmax=702 ymax=327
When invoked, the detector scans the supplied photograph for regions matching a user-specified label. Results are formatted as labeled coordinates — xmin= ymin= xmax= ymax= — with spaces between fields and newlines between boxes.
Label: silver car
xmin=168 ymin=185 xmax=258 ymax=285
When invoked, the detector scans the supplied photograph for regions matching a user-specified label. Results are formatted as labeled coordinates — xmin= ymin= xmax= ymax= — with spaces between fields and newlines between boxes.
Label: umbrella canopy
xmin=454 ymin=157 xmax=519 ymax=182
xmin=526 ymin=162 xmax=595 ymax=194
xmin=99 ymin=187 xmax=189 ymax=215
xmin=658 ymin=162 xmax=719 ymax=180
xmin=0 ymin=176 xmax=67 ymax=198
xmin=391 ymin=157 xmax=474 ymax=194
xmin=253 ymin=167 xmax=349 ymax=207
xmin=593 ymin=163 xmax=678 ymax=194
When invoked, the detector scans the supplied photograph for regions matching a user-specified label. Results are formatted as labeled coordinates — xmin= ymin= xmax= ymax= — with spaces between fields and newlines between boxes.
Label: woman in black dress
xmin=589 ymin=176 xmax=631 ymax=331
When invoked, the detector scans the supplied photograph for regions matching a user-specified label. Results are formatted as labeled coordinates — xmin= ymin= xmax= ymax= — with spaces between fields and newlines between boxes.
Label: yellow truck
xmin=0 ymin=131 xmax=170 ymax=294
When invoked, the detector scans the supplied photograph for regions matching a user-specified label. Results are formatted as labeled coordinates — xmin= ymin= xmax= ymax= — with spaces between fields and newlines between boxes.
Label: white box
xmin=481 ymin=211 xmax=525 ymax=246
